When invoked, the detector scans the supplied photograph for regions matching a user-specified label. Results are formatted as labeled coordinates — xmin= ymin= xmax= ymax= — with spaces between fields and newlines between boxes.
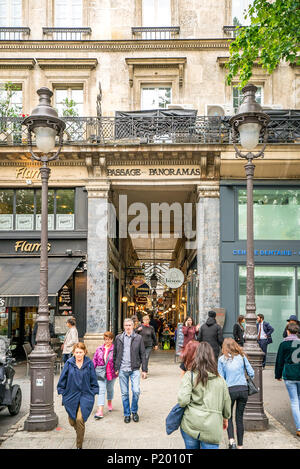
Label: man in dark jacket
xmin=197 ymin=310 xmax=223 ymax=361
xmin=256 ymin=313 xmax=274 ymax=368
xmin=113 ymin=317 xmax=147 ymax=423
xmin=135 ymin=314 xmax=158 ymax=372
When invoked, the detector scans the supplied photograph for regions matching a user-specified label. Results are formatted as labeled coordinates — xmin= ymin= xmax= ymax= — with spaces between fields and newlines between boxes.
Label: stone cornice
xmin=0 ymin=58 xmax=35 ymax=69
xmin=36 ymin=57 xmax=98 ymax=69
xmin=0 ymin=38 xmax=231 ymax=52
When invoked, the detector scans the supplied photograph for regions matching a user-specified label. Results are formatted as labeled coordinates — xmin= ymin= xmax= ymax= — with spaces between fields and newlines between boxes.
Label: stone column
xmin=84 ymin=183 xmax=110 ymax=357
xmin=196 ymin=182 xmax=220 ymax=325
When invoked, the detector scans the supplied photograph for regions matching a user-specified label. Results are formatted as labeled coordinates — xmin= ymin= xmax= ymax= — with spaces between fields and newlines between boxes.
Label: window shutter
xmin=11 ymin=0 xmax=22 ymax=27
xmin=0 ymin=0 xmax=8 ymax=26
xmin=71 ymin=0 xmax=82 ymax=27
xmin=55 ymin=0 xmax=67 ymax=27
xmin=142 ymin=0 xmax=155 ymax=27
xmin=158 ymin=0 xmax=171 ymax=26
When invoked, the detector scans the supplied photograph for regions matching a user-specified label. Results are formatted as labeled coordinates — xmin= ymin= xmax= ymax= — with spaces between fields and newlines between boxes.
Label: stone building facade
xmin=0 ymin=0 xmax=299 ymax=357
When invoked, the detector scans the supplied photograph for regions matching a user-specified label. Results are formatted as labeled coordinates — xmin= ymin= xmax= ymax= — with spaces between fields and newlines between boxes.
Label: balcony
xmin=42 ymin=27 xmax=92 ymax=40
xmin=223 ymin=26 xmax=244 ymax=38
xmin=0 ymin=111 xmax=299 ymax=147
xmin=132 ymin=27 xmax=180 ymax=40
xmin=0 ymin=27 xmax=30 ymax=40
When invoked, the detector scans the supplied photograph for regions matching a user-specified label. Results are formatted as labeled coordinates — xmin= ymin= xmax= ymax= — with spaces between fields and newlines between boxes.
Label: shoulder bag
xmin=165 ymin=371 xmax=193 ymax=435
xmin=95 ymin=349 xmax=112 ymax=381
xmin=243 ymin=356 xmax=259 ymax=396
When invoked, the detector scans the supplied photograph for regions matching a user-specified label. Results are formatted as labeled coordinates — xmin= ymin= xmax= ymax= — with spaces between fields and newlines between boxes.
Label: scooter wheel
xmin=8 ymin=386 xmax=22 ymax=416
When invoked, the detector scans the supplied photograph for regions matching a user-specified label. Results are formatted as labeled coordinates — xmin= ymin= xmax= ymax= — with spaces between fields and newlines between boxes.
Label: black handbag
xmin=95 ymin=350 xmax=112 ymax=381
xmin=243 ymin=357 xmax=259 ymax=396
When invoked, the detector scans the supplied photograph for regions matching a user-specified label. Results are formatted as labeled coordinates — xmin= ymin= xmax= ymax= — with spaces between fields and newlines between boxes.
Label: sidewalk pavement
xmin=1 ymin=350 xmax=300 ymax=450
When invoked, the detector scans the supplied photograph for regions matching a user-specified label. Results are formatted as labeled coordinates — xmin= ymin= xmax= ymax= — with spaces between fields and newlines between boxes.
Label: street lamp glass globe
xmin=34 ymin=126 xmax=57 ymax=153
xmin=239 ymin=122 xmax=261 ymax=151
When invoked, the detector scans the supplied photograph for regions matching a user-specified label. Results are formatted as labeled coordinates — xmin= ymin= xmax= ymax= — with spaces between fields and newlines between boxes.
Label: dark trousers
xmin=258 ymin=339 xmax=268 ymax=367
xmin=227 ymin=388 xmax=248 ymax=447
xmin=144 ymin=346 xmax=152 ymax=372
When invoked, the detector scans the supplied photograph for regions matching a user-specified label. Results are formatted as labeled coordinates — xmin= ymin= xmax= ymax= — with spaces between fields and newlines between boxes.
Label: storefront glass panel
xmin=239 ymin=266 xmax=295 ymax=354
xmin=0 ymin=189 xmax=14 ymax=230
xmin=16 ymin=189 xmax=34 ymax=230
xmin=239 ymin=189 xmax=300 ymax=240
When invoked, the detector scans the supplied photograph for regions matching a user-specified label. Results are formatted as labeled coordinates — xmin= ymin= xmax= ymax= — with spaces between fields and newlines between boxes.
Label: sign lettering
xmin=15 ymin=240 xmax=51 ymax=253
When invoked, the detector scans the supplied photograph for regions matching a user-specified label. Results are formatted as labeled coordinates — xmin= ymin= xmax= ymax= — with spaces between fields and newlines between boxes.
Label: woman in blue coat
xmin=57 ymin=342 xmax=99 ymax=449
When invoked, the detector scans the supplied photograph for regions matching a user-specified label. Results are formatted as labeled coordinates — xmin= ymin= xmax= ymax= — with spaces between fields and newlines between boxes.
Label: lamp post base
xmin=24 ymin=347 xmax=58 ymax=432
xmin=243 ymin=346 xmax=269 ymax=431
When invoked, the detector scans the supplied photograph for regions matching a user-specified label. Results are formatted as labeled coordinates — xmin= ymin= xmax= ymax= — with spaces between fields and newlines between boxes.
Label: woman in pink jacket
xmin=93 ymin=331 xmax=117 ymax=419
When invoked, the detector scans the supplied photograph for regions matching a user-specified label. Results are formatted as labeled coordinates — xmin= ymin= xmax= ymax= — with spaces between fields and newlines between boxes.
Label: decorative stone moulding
xmin=0 ymin=58 xmax=35 ymax=69
xmin=36 ymin=58 xmax=98 ymax=70
xmin=125 ymin=57 xmax=187 ymax=87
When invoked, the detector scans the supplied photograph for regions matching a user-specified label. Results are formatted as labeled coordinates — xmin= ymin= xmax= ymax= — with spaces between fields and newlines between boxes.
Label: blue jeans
xmin=119 ymin=370 xmax=140 ymax=417
xmin=180 ymin=428 xmax=219 ymax=450
xmin=284 ymin=380 xmax=300 ymax=431
xmin=97 ymin=378 xmax=116 ymax=406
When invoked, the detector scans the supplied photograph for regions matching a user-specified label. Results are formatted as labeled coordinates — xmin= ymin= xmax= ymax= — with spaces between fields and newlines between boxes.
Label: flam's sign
xmin=15 ymin=240 xmax=51 ymax=252
xmin=16 ymin=167 xmax=41 ymax=180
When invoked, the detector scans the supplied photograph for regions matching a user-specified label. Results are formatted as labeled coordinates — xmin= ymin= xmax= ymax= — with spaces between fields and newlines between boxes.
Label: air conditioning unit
xmin=167 ymin=104 xmax=194 ymax=110
xmin=206 ymin=104 xmax=234 ymax=117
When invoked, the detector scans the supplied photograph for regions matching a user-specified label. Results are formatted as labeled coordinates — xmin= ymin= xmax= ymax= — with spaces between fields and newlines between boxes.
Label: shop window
xmin=0 ymin=188 xmax=75 ymax=231
xmin=56 ymin=189 xmax=75 ymax=230
xmin=239 ymin=188 xmax=300 ymax=240
xmin=141 ymin=86 xmax=172 ymax=110
xmin=232 ymin=0 xmax=253 ymax=26
xmin=233 ymin=85 xmax=262 ymax=113
xmin=239 ymin=266 xmax=295 ymax=355
xmin=0 ymin=189 xmax=14 ymax=230
xmin=142 ymin=0 xmax=171 ymax=27
xmin=16 ymin=189 xmax=34 ymax=231
xmin=55 ymin=0 xmax=82 ymax=28
xmin=35 ymin=189 xmax=55 ymax=230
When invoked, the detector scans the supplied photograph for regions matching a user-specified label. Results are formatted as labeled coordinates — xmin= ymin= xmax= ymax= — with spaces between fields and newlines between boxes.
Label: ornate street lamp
xmin=230 ymin=84 xmax=270 ymax=430
xmin=150 ymin=272 xmax=158 ymax=289
xmin=22 ymin=88 xmax=65 ymax=431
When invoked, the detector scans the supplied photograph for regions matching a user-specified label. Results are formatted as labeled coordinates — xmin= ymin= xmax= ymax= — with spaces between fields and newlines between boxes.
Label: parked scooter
xmin=0 ymin=337 xmax=22 ymax=416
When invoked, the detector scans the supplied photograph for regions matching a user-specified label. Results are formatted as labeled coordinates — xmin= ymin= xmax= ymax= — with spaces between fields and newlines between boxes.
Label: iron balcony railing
xmin=0 ymin=27 xmax=30 ymax=40
xmin=223 ymin=25 xmax=245 ymax=38
xmin=42 ymin=27 xmax=92 ymax=40
xmin=132 ymin=27 xmax=180 ymax=40
xmin=0 ymin=113 xmax=299 ymax=147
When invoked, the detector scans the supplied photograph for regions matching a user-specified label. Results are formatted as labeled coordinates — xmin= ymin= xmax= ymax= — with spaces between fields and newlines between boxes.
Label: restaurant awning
xmin=0 ymin=257 xmax=81 ymax=307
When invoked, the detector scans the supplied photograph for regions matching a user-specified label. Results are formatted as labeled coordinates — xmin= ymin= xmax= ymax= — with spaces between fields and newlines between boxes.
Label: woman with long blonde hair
xmin=218 ymin=337 xmax=254 ymax=450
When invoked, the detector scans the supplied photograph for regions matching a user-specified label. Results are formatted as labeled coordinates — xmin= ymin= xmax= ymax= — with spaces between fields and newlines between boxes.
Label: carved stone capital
xmin=197 ymin=181 xmax=220 ymax=199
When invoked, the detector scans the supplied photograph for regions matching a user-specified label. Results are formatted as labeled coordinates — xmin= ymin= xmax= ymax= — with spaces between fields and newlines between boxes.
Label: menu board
xmin=0 ymin=214 xmax=13 ymax=230
xmin=175 ymin=323 xmax=184 ymax=359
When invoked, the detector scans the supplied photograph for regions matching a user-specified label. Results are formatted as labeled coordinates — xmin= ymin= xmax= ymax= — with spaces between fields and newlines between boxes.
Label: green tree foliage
xmin=61 ymin=98 xmax=79 ymax=117
xmin=226 ymin=0 xmax=300 ymax=87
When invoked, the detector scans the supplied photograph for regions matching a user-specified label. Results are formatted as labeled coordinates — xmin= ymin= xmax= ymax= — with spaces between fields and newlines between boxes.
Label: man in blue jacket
xmin=256 ymin=313 xmax=274 ymax=368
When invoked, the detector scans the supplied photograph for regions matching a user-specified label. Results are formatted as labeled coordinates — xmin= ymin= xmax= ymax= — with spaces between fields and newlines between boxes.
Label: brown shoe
xmin=296 ymin=431 xmax=300 ymax=437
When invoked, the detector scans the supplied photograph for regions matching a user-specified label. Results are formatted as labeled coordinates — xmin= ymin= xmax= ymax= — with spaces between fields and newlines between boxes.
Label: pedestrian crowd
xmin=56 ymin=310 xmax=300 ymax=450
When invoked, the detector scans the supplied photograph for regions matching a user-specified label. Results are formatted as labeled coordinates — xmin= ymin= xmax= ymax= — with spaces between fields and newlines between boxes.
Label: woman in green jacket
xmin=177 ymin=341 xmax=231 ymax=449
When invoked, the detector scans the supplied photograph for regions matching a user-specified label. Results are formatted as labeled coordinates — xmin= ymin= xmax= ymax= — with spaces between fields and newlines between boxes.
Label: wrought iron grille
xmin=0 ymin=27 xmax=30 ymax=40
xmin=132 ymin=27 xmax=180 ymax=40
xmin=0 ymin=113 xmax=299 ymax=147
xmin=42 ymin=27 xmax=92 ymax=40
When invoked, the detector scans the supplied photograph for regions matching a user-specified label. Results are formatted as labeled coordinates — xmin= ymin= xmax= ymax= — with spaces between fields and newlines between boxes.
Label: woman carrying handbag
xmin=218 ymin=338 xmax=255 ymax=449
xmin=93 ymin=331 xmax=117 ymax=419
